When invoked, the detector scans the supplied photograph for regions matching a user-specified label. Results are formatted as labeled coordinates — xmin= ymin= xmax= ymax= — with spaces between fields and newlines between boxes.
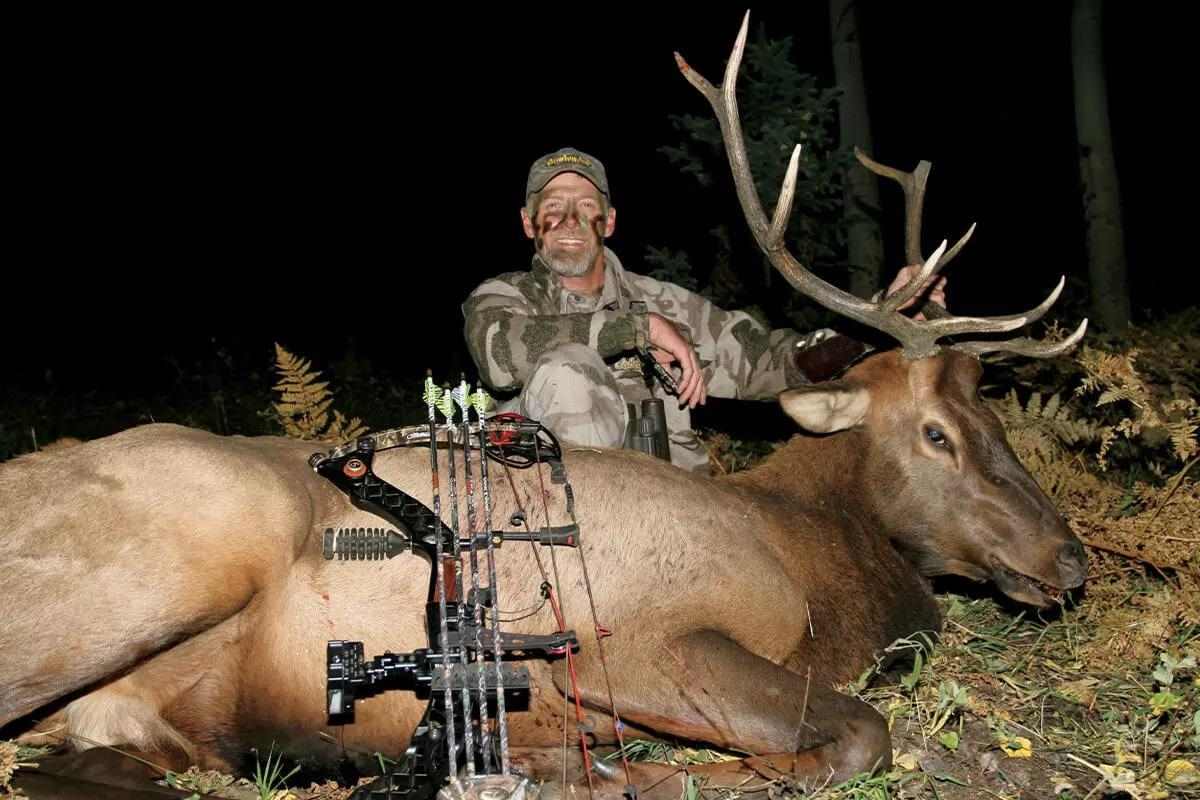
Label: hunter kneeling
xmin=462 ymin=146 xmax=946 ymax=471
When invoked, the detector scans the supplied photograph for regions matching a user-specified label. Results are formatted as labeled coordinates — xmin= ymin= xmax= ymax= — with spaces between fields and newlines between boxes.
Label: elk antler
xmin=674 ymin=12 xmax=1087 ymax=360
xmin=854 ymin=149 xmax=1086 ymax=358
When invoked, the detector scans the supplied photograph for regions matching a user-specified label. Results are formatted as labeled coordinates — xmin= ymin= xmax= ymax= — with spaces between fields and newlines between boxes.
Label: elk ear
xmin=779 ymin=382 xmax=871 ymax=433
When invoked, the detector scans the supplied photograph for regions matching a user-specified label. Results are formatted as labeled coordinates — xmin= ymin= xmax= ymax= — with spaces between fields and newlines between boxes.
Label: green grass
xmin=252 ymin=744 xmax=301 ymax=800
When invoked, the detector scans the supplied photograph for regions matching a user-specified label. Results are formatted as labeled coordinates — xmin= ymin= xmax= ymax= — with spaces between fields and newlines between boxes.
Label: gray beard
xmin=542 ymin=239 xmax=601 ymax=278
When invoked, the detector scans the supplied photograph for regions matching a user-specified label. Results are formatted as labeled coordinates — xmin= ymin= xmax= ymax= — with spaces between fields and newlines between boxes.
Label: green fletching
xmin=436 ymin=390 xmax=456 ymax=422
xmin=423 ymin=376 xmax=442 ymax=407
xmin=469 ymin=387 xmax=494 ymax=415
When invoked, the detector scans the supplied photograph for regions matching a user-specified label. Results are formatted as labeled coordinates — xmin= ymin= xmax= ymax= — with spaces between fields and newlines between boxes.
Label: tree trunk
xmin=830 ymin=0 xmax=884 ymax=298
xmin=1072 ymin=0 xmax=1130 ymax=329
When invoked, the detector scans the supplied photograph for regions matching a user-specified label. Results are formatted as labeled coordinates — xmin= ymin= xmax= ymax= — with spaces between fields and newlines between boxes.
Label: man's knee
xmin=525 ymin=344 xmax=614 ymax=399
xmin=520 ymin=345 xmax=625 ymax=447
xmin=529 ymin=344 xmax=607 ymax=378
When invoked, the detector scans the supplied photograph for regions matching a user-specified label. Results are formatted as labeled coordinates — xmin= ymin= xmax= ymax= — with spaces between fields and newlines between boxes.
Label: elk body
xmin=1 ymin=352 xmax=1085 ymax=798
xmin=1 ymin=14 xmax=1088 ymax=799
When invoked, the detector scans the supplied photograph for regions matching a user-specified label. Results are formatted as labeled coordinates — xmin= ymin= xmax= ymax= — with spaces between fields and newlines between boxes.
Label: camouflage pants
xmin=503 ymin=344 xmax=710 ymax=473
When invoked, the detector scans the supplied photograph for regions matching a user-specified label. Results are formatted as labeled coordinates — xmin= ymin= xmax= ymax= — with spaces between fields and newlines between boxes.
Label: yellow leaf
xmin=1165 ymin=759 xmax=1200 ymax=786
xmin=893 ymin=751 xmax=919 ymax=771
xmin=1114 ymin=746 xmax=1142 ymax=766
xmin=998 ymin=736 xmax=1032 ymax=758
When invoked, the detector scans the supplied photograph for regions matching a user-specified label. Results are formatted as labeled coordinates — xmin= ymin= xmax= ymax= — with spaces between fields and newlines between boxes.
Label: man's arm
xmin=702 ymin=308 xmax=810 ymax=400
xmin=622 ymin=263 xmax=950 ymax=401
xmin=629 ymin=276 xmax=806 ymax=401
xmin=701 ymin=263 xmax=948 ymax=394
xmin=462 ymin=281 xmax=649 ymax=392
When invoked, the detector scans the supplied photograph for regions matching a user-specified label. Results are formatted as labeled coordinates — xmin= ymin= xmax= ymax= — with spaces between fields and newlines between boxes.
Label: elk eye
xmin=925 ymin=426 xmax=949 ymax=448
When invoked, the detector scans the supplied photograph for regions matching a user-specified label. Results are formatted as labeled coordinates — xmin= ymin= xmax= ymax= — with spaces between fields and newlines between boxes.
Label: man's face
xmin=523 ymin=172 xmax=614 ymax=278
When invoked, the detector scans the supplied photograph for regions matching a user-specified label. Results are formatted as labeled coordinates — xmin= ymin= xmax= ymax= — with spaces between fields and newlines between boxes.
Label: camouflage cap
xmin=526 ymin=147 xmax=610 ymax=201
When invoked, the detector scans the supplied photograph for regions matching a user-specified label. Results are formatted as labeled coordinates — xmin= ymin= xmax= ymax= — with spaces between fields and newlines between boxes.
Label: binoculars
xmin=623 ymin=398 xmax=671 ymax=463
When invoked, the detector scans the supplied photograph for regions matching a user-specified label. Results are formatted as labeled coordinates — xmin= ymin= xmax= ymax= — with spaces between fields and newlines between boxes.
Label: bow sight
xmin=309 ymin=379 xmax=590 ymax=800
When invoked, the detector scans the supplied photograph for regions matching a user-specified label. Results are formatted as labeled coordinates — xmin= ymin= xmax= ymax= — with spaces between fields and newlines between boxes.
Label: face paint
xmin=537 ymin=195 xmax=605 ymax=278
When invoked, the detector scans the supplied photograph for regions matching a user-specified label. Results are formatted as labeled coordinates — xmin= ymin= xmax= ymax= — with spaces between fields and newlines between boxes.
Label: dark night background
xmin=3 ymin=5 xmax=1181 ymax=441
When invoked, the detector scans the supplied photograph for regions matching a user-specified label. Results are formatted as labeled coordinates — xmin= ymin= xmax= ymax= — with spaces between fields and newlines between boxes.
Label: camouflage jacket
xmin=462 ymin=248 xmax=809 ymax=399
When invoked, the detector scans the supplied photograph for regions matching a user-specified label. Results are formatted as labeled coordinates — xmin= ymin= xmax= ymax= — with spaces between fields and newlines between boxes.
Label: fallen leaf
xmin=1165 ymin=759 xmax=1200 ymax=786
xmin=998 ymin=736 xmax=1033 ymax=758
xmin=1114 ymin=745 xmax=1143 ymax=766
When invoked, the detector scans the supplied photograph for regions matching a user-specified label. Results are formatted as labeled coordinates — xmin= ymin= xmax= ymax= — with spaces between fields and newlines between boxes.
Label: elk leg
xmin=559 ymin=630 xmax=891 ymax=786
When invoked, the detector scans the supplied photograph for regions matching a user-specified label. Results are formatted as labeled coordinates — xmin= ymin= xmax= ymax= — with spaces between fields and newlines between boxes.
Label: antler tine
xmin=940 ymin=222 xmax=977 ymax=266
xmin=880 ymin=239 xmax=948 ymax=314
xmin=882 ymin=224 xmax=973 ymax=315
xmin=860 ymin=144 xmax=1084 ymax=359
xmin=855 ymin=148 xmax=974 ymax=303
xmin=926 ymin=275 xmax=1068 ymax=338
xmin=953 ymin=318 xmax=1089 ymax=359
xmin=675 ymin=13 xmax=771 ymax=249
xmin=767 ymin=144 xmax=802 ymax=250
xmin=854 ymin=147 xmax=930 ymax=266
xmin=676 ymin=13 xmax=926 ymax=343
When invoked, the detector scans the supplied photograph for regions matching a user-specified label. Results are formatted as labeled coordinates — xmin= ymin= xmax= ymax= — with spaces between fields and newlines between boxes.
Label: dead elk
xmin=0 ymin=15 xmax=1088 ymax=800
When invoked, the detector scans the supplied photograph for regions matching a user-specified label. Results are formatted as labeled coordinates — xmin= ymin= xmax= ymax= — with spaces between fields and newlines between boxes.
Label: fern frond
xmin=271 ymin=343 xmax=369 ymax=443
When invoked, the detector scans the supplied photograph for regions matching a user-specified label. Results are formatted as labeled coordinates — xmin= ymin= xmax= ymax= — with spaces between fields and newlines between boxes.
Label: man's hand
xmin=647 ymin=312 xmax=707 ymax=409
xmin=884 ymin=265 xmax=947 ymax=320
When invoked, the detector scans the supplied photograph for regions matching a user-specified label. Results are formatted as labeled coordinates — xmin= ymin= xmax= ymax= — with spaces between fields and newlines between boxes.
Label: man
xmin=462 ymin=147 xmax=944 ymax=472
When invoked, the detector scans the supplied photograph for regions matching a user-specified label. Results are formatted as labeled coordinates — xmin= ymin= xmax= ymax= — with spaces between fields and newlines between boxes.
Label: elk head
xmin=677 ymin=13 xmax=1089 ymax=607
